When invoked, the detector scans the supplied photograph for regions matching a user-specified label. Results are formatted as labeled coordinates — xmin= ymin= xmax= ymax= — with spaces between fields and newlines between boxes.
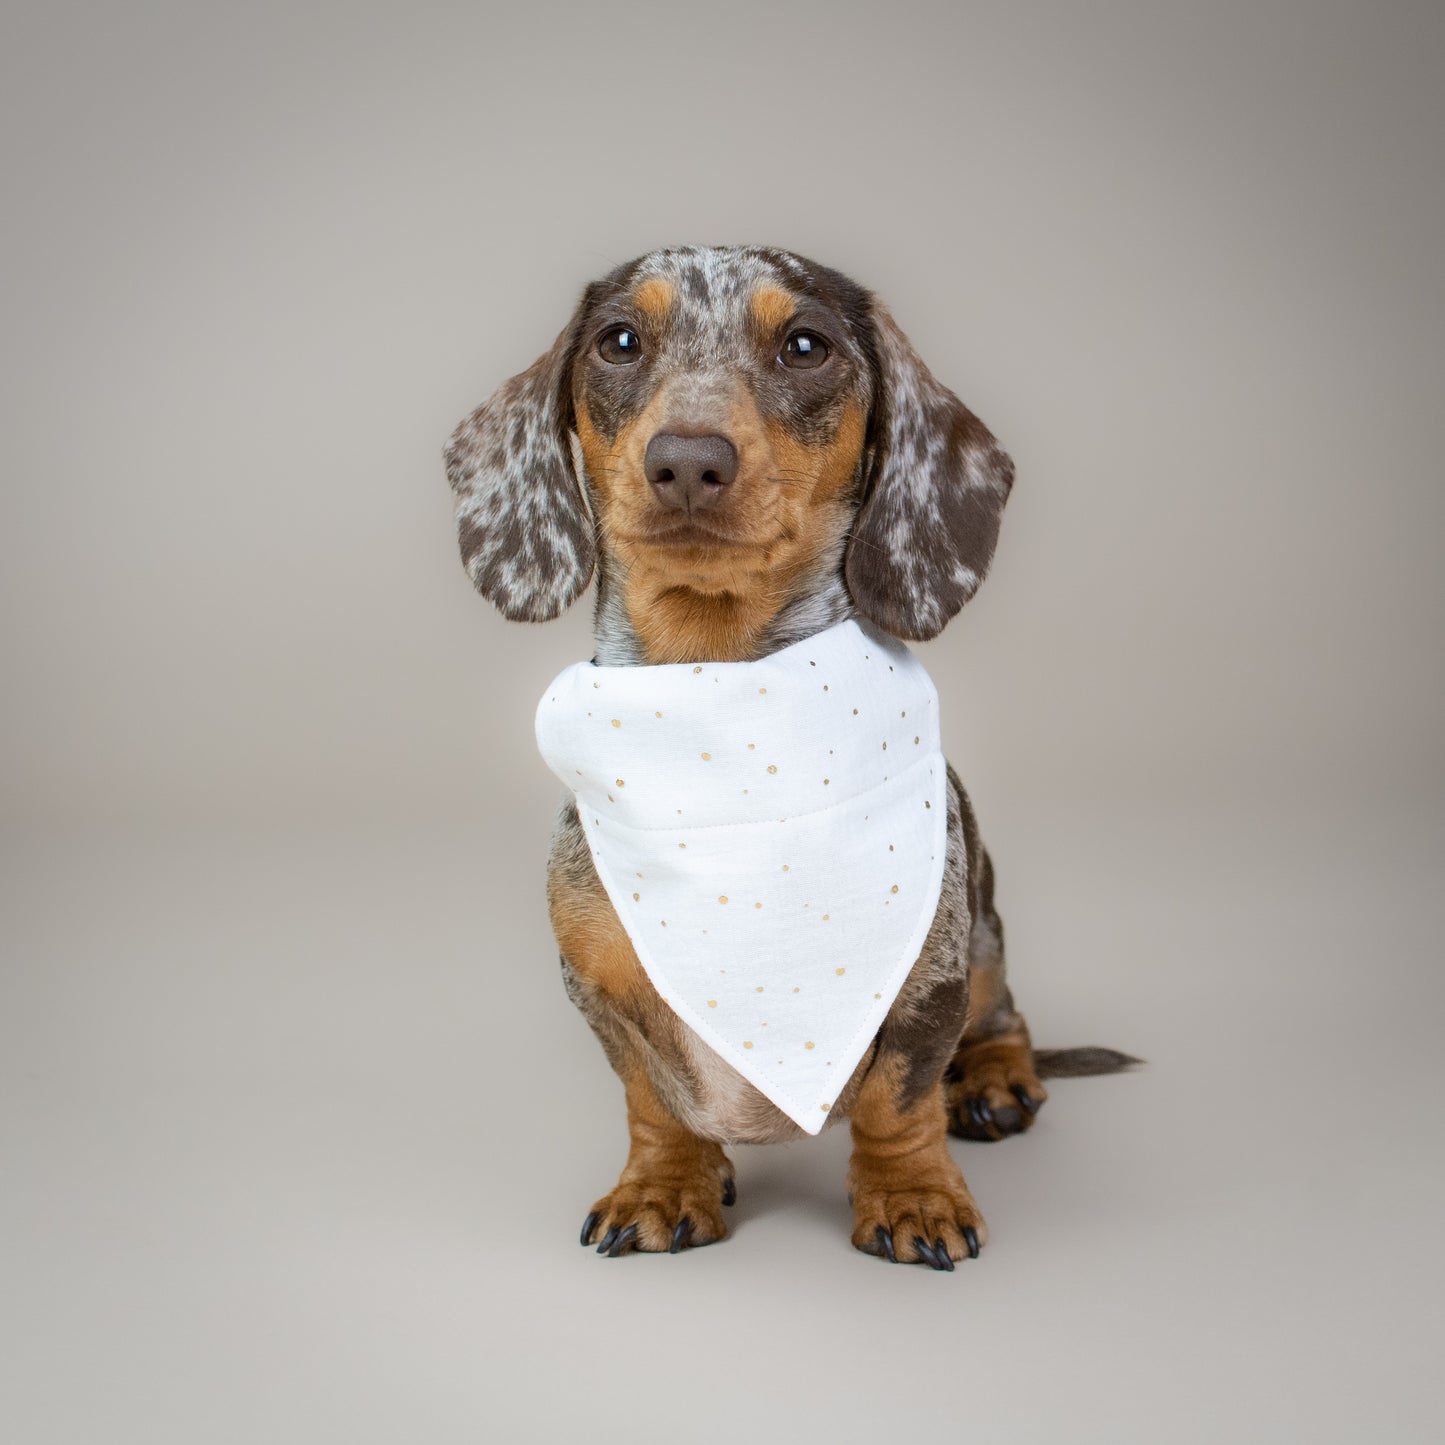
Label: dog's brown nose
xmin=644 ymin=432 xmax=738 ymax=512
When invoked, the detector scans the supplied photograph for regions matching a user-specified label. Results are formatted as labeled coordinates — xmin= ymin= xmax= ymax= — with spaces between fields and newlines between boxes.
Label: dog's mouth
xmin=621 ymin=516 xmax=759 ymax=549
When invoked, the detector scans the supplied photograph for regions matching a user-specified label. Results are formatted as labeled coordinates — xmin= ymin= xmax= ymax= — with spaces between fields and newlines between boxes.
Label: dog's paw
xmin=850 ymin=1168 xmax=987 ymax=1271
xmin=579 ymin=1162 xmax=735 ymax=1257
xmin=946 ymin=1034 xmax=1048 ymax=1142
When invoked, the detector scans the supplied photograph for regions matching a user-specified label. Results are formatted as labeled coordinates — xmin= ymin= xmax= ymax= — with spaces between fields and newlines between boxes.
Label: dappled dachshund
xmin=445 ymin=245 xmax=1136 ymax=1269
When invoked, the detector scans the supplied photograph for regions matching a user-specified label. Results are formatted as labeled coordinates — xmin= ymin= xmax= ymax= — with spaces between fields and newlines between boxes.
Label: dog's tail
xmin=1033 ymin=1046 xmax=1143 ymax=1078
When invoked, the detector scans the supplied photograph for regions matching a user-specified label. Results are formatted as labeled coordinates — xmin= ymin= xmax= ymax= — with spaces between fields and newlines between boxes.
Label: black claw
xmin=722 ymin=1177 xmax=737 ymax=1207
xmin=935 ymin=1236 xmax=954 ymax=1271
xmin=913 ymin=1236 xmax=945 ymax=1270
xmin=580 ymin=1210 xmax=600 ymax=1246
xmin=875 ymin=1225 xmax=897 ymax=1263
xmin=1012 ymin=1085 xmax=1039 ymax=1114
xmin=975 ymin=1099 xmax=994 ymax=1124
xmin=963 ymin=1225 xmax=980 ymax=1259
xmin=606 ymin=1223 xmax=639 ymax=1257
xmin=670 ymin=1216 xmax=692 ymax=1254
xmin=595 ymin=1226 xmax=620 ymax=1255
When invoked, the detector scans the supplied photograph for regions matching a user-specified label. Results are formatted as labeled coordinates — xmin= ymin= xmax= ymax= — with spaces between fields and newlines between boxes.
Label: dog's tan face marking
xmin=576 ymin=388 xmax=867 ymax=664
xmin=748 ymin=283 xmax=795 ymax=336
xmin=573 ymin=264 xmax=872 ymax=662
xmin=632 ymin=277 xmax=676 ymax=327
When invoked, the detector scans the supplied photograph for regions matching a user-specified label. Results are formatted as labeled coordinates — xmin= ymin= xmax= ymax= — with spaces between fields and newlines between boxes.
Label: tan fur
xmin=962 ymin=953 xmax=1010 ymax=1032
xmin=548 ymin=839 xmax=651 ymax=1003
xmin=748 ymin=283 xmax=795 ymax=335
xmin=576 ymin=389 xmax=868 ymax=662
xmin=632 ymin=277 xmax=676 ymax=327
xmin=946 ymin=1022 xmax=1049 ymax=1142
xmin=848 ymin=1053 xmax=987 ymax=1265
xmin=580 ymin=1054 xmax=736 ymax=1253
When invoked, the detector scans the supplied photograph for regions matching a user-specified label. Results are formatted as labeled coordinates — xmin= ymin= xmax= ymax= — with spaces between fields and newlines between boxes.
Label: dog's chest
xmin=536 ymin=620 xmax=948 ymax=1133
xmin=668 ymin=1022 xmax=864 ymax=1145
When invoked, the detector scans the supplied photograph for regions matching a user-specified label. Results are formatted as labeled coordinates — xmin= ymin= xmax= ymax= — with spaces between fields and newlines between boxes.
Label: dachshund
xmin=444 ymin=245 xmax=1135 ymax=1269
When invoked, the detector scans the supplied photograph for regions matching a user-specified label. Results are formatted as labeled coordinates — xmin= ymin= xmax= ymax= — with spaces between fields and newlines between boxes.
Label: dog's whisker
xmin=842 ymin=526 xmax=889 ymax=559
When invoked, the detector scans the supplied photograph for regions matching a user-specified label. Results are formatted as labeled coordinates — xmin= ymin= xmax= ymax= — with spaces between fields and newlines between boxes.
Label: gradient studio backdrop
xmin=2 ymin=4 xmax=1443 ymax=1444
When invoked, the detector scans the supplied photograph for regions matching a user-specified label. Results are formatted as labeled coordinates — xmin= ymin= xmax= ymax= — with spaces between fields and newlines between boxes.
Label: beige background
xmin=2 ymin=2 xmax=1442 ymax=1441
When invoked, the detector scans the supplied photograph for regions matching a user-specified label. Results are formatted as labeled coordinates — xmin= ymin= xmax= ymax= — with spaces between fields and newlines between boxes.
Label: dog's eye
xmin=780 ymin=331 xmax=830 ymax=370
xmin=598 ymin=327 xmax=642 ymax=364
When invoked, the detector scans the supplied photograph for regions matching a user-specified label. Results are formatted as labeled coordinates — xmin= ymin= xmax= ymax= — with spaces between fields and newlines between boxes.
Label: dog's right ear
xmin=443 ymin=304 xmax=594 ymax=622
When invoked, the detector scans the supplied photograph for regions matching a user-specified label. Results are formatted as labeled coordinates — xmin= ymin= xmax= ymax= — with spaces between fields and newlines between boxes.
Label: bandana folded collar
xmin=535 ymin=619 xmax=947 ymax=1133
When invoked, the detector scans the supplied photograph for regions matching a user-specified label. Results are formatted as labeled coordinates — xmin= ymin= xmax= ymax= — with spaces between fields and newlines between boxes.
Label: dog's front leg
xmin=847 ymin=1052 xmax=987 ymax=1270
xmin=550 ymin=806 xmax=735 ymax=1256
xmin=578 ymin=1051 xmax=736 ymax=1257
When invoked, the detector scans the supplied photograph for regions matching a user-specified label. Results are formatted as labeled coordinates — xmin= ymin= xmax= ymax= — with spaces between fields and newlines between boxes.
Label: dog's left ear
xmin=443 ymin=306 xmax=594 ymax=622
xmin=845 ymin=299 xmax=1015 ymax=641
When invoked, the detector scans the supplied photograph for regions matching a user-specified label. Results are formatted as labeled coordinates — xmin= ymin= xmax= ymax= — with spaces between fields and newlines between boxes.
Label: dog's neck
xmin=591 ymin=559 xmax=855 ymax=666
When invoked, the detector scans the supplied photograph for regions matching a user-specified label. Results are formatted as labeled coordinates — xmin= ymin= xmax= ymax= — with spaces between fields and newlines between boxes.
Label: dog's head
xmin=444 ymin=245 xmax=1013 ymax=652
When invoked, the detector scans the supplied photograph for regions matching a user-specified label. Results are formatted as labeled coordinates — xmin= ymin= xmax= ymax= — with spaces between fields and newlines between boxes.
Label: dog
xmin=444 ymin=245 xmax=1135 ymax=1268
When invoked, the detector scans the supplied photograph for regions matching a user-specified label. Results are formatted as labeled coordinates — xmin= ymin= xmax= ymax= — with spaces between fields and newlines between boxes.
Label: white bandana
xmin=534 ymin=619 xmax=947 ymax=1134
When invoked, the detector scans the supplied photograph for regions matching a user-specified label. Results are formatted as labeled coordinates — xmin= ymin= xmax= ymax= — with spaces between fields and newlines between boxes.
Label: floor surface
xmin=3 ymin=796 xmax=1441 ymax=1443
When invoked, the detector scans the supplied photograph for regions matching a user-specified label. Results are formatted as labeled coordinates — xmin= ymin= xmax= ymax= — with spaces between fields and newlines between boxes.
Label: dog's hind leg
xmin=944 ymin=837 xmax=1142 ymax=1141
xmin=944 ymin=845 xmax=1052 ymax=1141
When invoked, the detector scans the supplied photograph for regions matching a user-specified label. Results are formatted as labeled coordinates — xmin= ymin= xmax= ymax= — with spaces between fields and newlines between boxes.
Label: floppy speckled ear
xmin=444 ymin=311 xmax=594 ymax=622
xmin=845 ymin=301 xmax=1015 ymax=642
